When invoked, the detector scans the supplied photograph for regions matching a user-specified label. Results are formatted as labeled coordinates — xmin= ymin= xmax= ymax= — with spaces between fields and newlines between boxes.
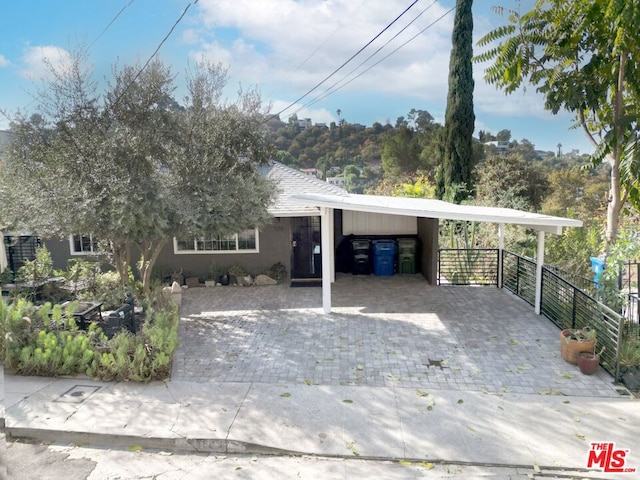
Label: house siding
xmin=155 ymin=219 xmax=292 ymax=280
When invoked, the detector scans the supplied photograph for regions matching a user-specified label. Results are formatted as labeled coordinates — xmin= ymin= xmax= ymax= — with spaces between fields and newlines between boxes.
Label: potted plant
xmin=560 ymin=327 xmax=597 ymax=365
xmin=205 ymin=263 xmax=218 ymax=287
xmin=578 ymin=346 xmax=605 ymax=375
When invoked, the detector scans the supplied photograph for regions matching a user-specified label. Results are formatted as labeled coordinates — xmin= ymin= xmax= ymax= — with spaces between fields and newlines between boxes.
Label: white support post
xmin=329 ymin=208 xmax=335 ymax=283
xmin=321 ymin=207 xmax=332 ymax=314
xmin=498 ymin=223 xmax=505 ymax=288
xmin=535 ymin=230 xmax=545 ymax=315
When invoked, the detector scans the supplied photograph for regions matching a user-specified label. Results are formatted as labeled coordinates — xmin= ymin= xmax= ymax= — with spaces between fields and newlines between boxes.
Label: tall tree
xmin=381 ymin=125 xmax=421 ymax=178
xmin=0 ymin=52 xmax=276 ymax=297
xmin=476 ymin=0 xmax=640 ymax=248
xmin=436 ymin=0 xmax=476 ymax=202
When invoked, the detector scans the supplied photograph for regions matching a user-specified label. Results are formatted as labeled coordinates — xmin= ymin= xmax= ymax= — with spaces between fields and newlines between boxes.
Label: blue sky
xmin=0 ymin=0 xmax=592 ymax=154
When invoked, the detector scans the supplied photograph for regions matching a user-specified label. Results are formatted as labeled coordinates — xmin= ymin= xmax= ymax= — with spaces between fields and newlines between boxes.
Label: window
xmin=69 ymin=234 xmax=99 ymax=255
xmin=174 ymin=229 xmax=259 ymax=254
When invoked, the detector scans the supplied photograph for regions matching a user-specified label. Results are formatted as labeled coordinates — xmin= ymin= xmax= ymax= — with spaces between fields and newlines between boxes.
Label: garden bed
xmin=0 ymin=294 xmax=179 ymax=382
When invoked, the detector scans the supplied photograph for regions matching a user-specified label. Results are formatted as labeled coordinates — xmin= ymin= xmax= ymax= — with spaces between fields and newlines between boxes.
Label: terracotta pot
xmin=560 ymin=329 xmax=597 ymax=365
xmin=578 ymin=352 xmax=600 ymax=375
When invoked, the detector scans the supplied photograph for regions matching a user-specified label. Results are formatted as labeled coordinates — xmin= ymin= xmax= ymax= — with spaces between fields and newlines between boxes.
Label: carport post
xmin=321 ymin=206 xmax=332 ymax=314
xmin=535 ymin=230 xmax=545 ymax=314
xmin=498 ymin=223 xmax=505 ymax=287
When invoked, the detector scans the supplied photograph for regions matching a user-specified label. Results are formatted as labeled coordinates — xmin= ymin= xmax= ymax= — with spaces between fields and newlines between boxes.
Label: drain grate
xmin=427 ymin=359 xmax=445 ymax=369
xmin=55 ymin=385 xmax=101 ymax=404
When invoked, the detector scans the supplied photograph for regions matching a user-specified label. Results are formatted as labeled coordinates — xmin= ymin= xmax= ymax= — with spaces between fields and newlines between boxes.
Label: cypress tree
xmin=436 ymin=0 xmax=475 ymax=203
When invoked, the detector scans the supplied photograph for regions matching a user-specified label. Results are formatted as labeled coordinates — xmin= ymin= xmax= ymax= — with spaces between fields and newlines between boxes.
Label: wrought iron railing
xmin=437 ymin=248 xmax=499 ymax=286
xmin=502 ymin=251 xmax=536 ymax=306
xmin=541 ymin=267 xmax=623 ymax=379
xmin=544 ymin=264 xmax=598 ymax=297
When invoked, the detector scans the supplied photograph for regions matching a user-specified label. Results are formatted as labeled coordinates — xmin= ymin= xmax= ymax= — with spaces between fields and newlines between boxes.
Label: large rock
xmin=254 ymin=274 xmax=277 ymax=286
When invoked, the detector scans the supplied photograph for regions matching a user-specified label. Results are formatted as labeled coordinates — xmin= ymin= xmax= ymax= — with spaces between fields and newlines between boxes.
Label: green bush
xmin=0 ymin=295 xmax=179 ymax=382
xmin=80 ymin=270 xmax=126 ymax=310
xmin=17 ymin=246 xmax=54 ymax=284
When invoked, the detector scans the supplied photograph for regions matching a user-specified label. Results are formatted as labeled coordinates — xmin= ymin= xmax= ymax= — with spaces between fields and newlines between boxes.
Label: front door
xmin=291 ymin=216 xmax=321 ymax=279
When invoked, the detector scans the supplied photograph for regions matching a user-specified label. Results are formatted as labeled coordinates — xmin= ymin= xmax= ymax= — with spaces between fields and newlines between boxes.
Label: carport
xmin=290 ymin=193 xmax=583 ymax=314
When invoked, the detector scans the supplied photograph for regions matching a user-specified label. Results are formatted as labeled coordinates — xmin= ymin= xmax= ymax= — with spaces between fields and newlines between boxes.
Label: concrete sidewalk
xmin=4 ymin=374 xmax=638 ymax=479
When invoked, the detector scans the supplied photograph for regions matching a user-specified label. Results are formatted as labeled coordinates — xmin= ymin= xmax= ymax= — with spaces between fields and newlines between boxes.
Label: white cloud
xmin=21 ymin=45 xmax=73 ymax=81
xmin=269 ymin=99 xmax=335 ymax=124
xmin=191 ymin=0 xmax=454 ymax=101
xmin=0 ymin=54 xmax=9 ymax=67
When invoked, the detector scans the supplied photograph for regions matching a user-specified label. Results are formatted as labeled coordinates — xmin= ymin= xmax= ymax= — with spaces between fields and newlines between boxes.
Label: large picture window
xmin=69 ymin=234 xmax=99 ymax=255
xmin=174 ymin=229 xmax=259 ymax=254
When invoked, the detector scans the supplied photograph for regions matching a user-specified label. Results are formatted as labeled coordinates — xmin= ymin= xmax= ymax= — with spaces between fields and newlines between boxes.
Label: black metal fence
xmin=502 ymin=251 xmax=537 ymax=306
xmin=540 ymin=267 xmax=623 ymax=379
xmin=437 ymin=248 xmax=636 ymax=382
xmin=544 ymin=264 xmax=598 ymax=297
xmin=3 ymin=235 xmax=41 ymax=280
xmin=437 ymin=248 xmax=499 ymax=286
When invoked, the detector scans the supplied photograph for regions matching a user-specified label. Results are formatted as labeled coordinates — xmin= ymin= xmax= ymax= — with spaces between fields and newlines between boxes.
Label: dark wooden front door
xmin=291 ymin=216 xmax=321 ymax=279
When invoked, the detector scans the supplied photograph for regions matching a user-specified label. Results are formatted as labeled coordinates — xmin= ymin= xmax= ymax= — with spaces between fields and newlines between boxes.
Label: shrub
xmin=1 ymin=295 xmax=179 ymax=382
xmin=81 ymin=271 xmax=126 ymax=310
xmin=17 ymin=246 xmax=54 ymax=284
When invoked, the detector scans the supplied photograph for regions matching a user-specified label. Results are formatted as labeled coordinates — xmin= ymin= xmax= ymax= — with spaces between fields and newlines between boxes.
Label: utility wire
xmin=88 ymin=0 xmax=136 ymax=50
xmin=12 ymin=0 xmax=137 ymax=115
xmin=296 ymin=0 xmax=440 ymax=114
xmin=110 ymin=0 xmax=198 ymax=109
xmin=293 ymin=4 xmax=455 ymax=116
xmin=272 ymin=0 xmax=420 ymax=120
xmin=265 ymin=0 xmax=368 ymax=99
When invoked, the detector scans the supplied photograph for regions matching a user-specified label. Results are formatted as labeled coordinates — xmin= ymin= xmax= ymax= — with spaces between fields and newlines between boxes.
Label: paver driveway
xmin=172 ymin=274 xmax=623 ymax=397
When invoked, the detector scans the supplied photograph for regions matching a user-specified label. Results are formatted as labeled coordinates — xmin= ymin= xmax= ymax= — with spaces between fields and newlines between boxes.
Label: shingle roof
xmin=259 ymin=161 xmax=347 ymax=217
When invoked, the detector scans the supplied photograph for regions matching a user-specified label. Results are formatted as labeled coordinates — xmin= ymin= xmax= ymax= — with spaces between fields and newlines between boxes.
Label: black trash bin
xmin=351 ymin=239 xmax=371 ymax=275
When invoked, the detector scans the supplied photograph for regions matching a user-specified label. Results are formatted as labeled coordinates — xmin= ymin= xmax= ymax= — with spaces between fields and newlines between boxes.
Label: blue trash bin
xmin=372 ymin=240 xmax=397 ymax=276
xmin=590 ymin=257 xmax=605 ymax=284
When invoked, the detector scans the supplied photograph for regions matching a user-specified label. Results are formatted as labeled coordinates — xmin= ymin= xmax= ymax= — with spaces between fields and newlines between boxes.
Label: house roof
xmin=290 ymin=193 xmax=583 ymax=234
xmin=260 ymin=162 xmax=347 ymax=217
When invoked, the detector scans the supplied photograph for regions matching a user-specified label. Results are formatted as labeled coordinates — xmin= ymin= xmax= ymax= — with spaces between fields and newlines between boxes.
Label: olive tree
xmin=1 ymin=50 xmax=276 ymax=297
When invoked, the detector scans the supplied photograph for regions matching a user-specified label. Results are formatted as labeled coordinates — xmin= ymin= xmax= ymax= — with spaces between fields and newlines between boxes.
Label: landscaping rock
xmin=254 ymin=274 xmax=277 ymax=285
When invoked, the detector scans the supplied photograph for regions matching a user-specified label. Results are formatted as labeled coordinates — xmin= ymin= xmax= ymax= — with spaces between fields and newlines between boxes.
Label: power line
xmin=272 ymin=0 xmax=420 ymax=120
xmin=110 ymin=0 xmax=198 ymax=109
xmin=292 ymin=4 xmax=455 ymax=117
xmin=88 ymin=0 xmax=136 ymax=50
xmin=11 ymin=0 xmax=137 ymax=116
xmin=296 ymin=0 xmax=441 ymax=115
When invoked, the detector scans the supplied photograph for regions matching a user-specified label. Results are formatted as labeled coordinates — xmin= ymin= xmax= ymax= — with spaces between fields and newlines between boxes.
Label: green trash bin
xmin=397 ymin=239 xmax=416 ymax=274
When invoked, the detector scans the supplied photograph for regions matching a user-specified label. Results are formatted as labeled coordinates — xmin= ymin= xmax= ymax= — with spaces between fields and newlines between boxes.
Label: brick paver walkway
xmin=172 ymin=275 xmax=623 ymax=397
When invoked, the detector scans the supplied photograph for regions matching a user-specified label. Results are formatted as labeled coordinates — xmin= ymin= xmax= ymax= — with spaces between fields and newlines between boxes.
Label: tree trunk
xmin=606 ymin=154 xmax=622 ymax=248
xmin=138 ymin=239 xmax=166 ymax=299
xmin=606 ymin=52 xmax=628 ymax=250
xmin=111 ymin=241 xmax=131 ymax=289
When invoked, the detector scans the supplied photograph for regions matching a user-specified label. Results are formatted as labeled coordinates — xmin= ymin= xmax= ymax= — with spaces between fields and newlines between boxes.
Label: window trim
xmin=173 ymin=229 xmax=260 ymax=254
xmin=69 ymin=234 xmax=99 ymax=256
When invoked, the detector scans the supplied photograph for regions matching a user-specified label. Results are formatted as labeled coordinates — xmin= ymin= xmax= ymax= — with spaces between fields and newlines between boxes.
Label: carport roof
xmin=290 ymin=193 xmax=583 ymax=234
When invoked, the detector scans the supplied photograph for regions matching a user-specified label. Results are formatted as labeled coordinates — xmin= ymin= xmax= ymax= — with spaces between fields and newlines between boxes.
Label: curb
xmin=5 ymin=426 xmax=301 ymax=456
xmin=4 ymin=426 xmax=613 ymax=479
